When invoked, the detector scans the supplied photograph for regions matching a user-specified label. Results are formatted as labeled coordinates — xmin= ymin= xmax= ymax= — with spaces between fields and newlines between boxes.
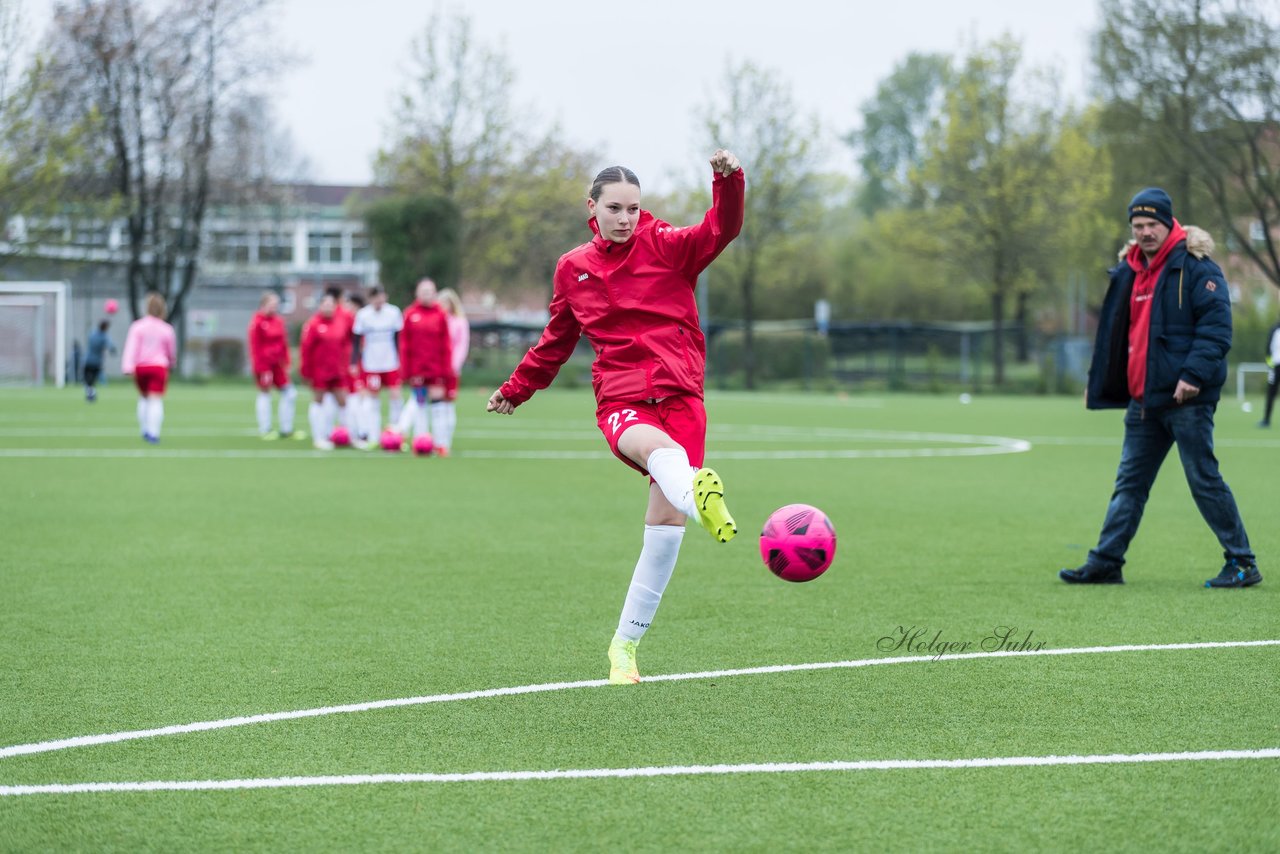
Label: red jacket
xmin=400 ymin=302 xmax=454 ymax=380
xmin=299 ymin=312 xmax=350 ymax=383
xmin=1125 ymin=221 xmax=1187 ymax=401
xmin=500 ymin=168 xmax=744 ymax=409
xmin=247 ymin=311 xmax=289 ymax=373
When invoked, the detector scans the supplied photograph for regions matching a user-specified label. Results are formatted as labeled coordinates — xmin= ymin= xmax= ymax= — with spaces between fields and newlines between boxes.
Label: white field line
xmin=4 ymin=748 xmax=1279 ymax=796
xmin=0 ymin=433 xmax=1032 ymax=461
xmin=2 ymin=640 xmax=1275 ymax=763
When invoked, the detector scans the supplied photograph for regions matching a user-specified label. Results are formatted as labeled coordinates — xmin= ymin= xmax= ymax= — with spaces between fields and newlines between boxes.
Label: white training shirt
xmin=1269 ymin=326 xmax=1280 ymax=364
xmin=354 ymin=303 xmax=404 ymax=373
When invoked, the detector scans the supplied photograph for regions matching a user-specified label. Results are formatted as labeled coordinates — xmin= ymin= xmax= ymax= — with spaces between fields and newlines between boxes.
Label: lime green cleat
xmin=694 ymin=467 xmax=736 ymax=543
xmin=261 ymin=430 xmax=281 ymax=441
xmin=608 ymin=635 xmax=640 ymax=685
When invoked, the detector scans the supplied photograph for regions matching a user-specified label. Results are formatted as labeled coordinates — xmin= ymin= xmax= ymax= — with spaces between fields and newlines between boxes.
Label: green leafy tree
xmin=700 ymin=60 xmax=824 ymax=389
xmin=0 ymin=0 xmax=95 ymax=262
xmin=364 ymin=194 xmax=461 ymax=306
xmin=915 ymin=39 xmax=1065 ymax=383
xmin=846 ymin=52 xmax=951 ymax=216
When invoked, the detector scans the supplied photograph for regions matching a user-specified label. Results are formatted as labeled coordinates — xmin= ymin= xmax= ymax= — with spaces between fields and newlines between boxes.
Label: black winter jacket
xmin=1086 ymin=226 xmax=1232 ymax=410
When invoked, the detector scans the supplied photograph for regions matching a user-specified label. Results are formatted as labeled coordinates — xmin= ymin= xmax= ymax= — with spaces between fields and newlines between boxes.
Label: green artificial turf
xmin=1 ymin=383 xmax=1276 ymax=851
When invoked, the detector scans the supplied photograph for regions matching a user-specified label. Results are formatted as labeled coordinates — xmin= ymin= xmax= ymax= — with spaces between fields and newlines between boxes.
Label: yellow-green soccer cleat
xmin=694 ymin=467 xmax=737 ymax=543
xmin=608 ymin=635 xmax=640 ymax=685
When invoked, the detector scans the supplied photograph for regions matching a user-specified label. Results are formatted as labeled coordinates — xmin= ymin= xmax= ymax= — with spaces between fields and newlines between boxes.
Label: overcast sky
xmin=23 ymin=0 xmax=1100 ymax=193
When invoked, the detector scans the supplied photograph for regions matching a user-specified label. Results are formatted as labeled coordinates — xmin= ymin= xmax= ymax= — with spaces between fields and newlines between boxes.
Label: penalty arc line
xmin=1 ymin=639 xmax=1276 ymax=763
xmin=3 ymin=748 xmax=1280 ymax=796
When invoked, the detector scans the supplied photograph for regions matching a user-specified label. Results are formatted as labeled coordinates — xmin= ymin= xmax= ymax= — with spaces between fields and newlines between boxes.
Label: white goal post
xmin=0 ymin=281 xmax=68 ymax=388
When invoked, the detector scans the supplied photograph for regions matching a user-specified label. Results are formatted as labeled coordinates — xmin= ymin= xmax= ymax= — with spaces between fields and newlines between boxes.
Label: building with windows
xmin=1 ymin=184 xmax=384 ymax=379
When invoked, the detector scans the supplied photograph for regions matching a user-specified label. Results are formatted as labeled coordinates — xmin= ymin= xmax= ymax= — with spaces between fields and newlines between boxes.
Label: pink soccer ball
xmin=411 ymin=434 xmax=435 ymax=456
xmin=380 ymin=429 xmax=404 ymax=452
xmin=329 ymin=426 xmax=350 ymax=447
xmin=759 ymin=503 xmax=837 ymax=583
xmin=104 ymin=298 xmax=119 ymax=315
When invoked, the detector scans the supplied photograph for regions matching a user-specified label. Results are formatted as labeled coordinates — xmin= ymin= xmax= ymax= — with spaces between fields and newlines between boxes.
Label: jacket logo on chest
xmin=1205 ymin=280 xmax=1217 ymax=292
xmin=577 ymin=272 xmax=590 ymax=282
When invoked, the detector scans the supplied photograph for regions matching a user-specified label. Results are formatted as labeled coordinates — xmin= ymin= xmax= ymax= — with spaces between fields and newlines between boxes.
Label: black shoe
xmin=1205 ymin=560 xmax=1262 ymax=588
xmin=1059 ymin=563 xmax=1124 ymax=584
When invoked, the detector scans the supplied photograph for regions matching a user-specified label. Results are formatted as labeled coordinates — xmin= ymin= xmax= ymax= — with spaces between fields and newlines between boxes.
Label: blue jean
xmin=1089 ymin=401 xmax=1254 ymax=568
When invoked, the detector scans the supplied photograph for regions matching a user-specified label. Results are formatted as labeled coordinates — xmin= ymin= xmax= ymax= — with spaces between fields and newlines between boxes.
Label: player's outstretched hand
xmin=710 ymin=149 xmax=740 ymax=176
xmin=487 ymin=389 xmax=515 ymax=415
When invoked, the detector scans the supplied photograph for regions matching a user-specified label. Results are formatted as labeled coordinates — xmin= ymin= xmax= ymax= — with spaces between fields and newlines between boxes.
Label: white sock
xmin=366 ymin=395 xmax=381 ymax=438
xmin=136 ymin=398 xmax=147 ymax=434
xmin=321 ymin=395 xmax=338 ymax=436
xmin=414 ymin=401 xmax=429 ymax=437
xmin=389 ymin=395 xmax=403 ymax=426
xmin=646 ymin=447 xmax=698 ymax=519
xmin=436 ymin=401 xmax=456 ymax=450
xmin=308 ymin=401 xmax=325 ymax=440
xmin=256 ymin=392 xmax=272 ymax=434
xmin=145 ymin=398 xmax=164 ymax=438
xmin=429 ymin=401 xmax=448 ymax=442
xmin=279 ymin=385 xmax=297 ymax=434
xmin=616 ymin=525 xmax=685 ymax=642
xmin=395 ymin=397 xmax=417 ymax=435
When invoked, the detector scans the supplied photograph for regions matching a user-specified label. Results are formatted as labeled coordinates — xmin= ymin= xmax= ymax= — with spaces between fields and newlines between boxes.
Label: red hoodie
xmin=1126 ymin=220 xmax=1187 ymax=400
xmin=299 ymin=311 xmax=349 ymax=383
xmin=400 ymin=301 xmax=453 ymax=380
xmin=500 ymin=168 xmax=745 ymax=410
xmin=247 ymin=311 xmax=289 ymax=373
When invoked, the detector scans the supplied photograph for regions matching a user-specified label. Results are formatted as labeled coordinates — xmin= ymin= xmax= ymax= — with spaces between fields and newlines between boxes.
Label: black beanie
xmin=1128 ymin=187 xmax=1174 ymax=229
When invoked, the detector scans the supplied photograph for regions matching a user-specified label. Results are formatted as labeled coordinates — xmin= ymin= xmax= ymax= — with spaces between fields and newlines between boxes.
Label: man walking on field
xmin=1060 ymin=188 xmax=1260 ymax=589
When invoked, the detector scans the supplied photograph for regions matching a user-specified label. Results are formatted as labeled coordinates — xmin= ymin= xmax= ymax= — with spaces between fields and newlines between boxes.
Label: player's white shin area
xmin=616 ymin=525 xmax=685 ymax=642
xmin=256 ymin=393 xmax=272 ymax=434
xmin=413 ymin=402 xmax=429 ymax=438
xmin=145 ymin=398 xmax=163 ymax=438
xmin=308 ymin=402 xmax=326 ymax=443
xmin=435 ymin=402 xmax=456 ymax=450
xmin=393 ymin=397 xmax=416 ymax=436
xmin=430 ymin=401 xmax=449 ymax=443
xmin=646 ymin=447 xmax=697 ymax=519
xmin=279 ymin=386 xmax=296 ymax=434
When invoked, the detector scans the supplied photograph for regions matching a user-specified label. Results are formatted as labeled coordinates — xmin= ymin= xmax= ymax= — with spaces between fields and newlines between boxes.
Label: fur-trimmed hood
xmin=1118 ymin=225 xmax=1215 ymax=261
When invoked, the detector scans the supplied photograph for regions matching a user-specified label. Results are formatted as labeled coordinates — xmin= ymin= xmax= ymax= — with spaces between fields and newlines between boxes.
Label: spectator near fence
xmin=1260 ymin=316 xmax=1280 ymax=428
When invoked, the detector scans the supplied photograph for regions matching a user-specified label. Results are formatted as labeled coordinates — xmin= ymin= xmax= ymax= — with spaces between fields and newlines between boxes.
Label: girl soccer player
xmin=487 ymin=149 xmax=744 ymax=684
xmin=435 ymin=287 xmax=470 ymax=456
xmin=121 ymin=292 xmax=177 ymax=444
xmin=247 ymin=291 xmax=300 ymax=440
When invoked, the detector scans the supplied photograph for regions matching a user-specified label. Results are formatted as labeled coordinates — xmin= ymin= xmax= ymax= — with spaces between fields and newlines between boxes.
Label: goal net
xmin=0 ymin=282 xmax=68 ymax=387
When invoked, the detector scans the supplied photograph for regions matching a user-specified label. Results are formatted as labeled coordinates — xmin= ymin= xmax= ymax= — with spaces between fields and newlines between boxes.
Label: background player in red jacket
xmin=392 ymin=278 xmax=453 ymax=448
xmin=487 ymin=149 xmax=745 ymax=685
xmin=247 ymin=291 xmax=301 ymax=440
xmin=300 ymin=292 xmax=356 ymax=450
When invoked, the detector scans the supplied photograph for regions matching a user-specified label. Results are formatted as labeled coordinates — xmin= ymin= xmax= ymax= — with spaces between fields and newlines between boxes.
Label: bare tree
xmin=374 ymin=8 xmax=595 ymax=295
xmin=43 ymin=0 xmax=278 ymax=355
xmin=1094 ymin=0 xmax=1280 ymax=290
